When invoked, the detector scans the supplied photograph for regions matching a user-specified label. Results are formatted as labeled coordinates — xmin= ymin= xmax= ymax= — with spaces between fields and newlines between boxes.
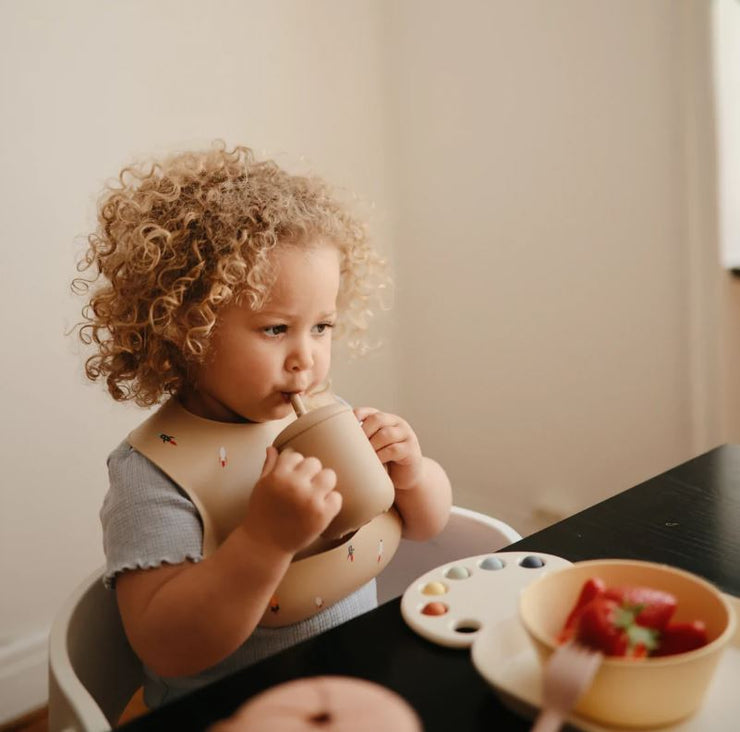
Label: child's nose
xmin=286 ymin=339 xmax=313 ymax=372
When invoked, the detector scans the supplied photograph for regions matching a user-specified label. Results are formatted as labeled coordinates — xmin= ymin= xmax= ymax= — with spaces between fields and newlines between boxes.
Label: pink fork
xmin=530 ymin=642 xmax=602 ymax=732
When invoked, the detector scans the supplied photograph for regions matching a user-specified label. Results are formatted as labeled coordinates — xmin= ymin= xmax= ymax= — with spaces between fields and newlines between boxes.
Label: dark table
xmin=123 ymin=444 xmax=740 ymax=731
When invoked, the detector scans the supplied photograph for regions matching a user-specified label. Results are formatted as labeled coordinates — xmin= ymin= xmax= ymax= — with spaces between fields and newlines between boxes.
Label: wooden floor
xmin=0 ymin=707 xmax=48 ymax=732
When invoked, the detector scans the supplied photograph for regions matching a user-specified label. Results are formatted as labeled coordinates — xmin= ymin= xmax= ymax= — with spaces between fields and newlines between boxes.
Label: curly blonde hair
xmin=73 ymin=142 xmax=387 ymax=406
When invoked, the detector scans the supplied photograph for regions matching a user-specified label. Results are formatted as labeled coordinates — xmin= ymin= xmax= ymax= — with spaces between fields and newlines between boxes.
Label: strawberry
xmin=574 ymin=596 xmax=660 ymax=657
xmin=559 ymin=579 xmax=710 ymax=658
xmin=652 ymin=621 xmax=708 ymax=657
xmin=603 ymin=586 xmax=677 ymax=631
xmin=557 ymin=577 xmax=606 ymax=643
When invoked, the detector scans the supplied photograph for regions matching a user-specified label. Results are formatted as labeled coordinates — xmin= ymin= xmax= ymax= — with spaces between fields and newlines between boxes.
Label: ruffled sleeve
xmin=100 ymin=441 xmax=204 ymax=588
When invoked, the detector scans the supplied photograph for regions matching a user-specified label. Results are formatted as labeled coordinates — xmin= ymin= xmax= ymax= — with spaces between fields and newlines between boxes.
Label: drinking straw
xmin=290 ymin=393 xmax=307 ymax=417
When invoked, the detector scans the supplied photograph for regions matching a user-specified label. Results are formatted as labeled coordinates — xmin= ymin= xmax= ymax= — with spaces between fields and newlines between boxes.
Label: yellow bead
xmin=421 ymin=581 xmax=448 ymax=596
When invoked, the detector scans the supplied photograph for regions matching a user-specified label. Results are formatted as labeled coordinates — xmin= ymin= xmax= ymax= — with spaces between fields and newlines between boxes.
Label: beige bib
xmin=128 ymin=399 xmax=402 ymax=626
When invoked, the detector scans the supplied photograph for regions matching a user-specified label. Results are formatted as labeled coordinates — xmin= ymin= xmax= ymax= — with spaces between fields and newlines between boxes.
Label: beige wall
xmin=0 ymin=0 xmax=395 ymax=719
xmin=1 ymin=0 xmax=736 ymax=720
xmin=386 ymin=0 xmax=729 ymax=534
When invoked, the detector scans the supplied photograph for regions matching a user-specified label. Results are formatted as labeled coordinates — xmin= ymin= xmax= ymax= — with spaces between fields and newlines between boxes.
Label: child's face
xmin=182 ymin=242 xmax=340 ymax=423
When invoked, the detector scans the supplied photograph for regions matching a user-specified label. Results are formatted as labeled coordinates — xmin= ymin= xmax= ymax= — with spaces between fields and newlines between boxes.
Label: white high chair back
xmin=376 ymin=505 xmax=522 ymax=604
xmin=48 ymin=566 xmax=142 ymax=732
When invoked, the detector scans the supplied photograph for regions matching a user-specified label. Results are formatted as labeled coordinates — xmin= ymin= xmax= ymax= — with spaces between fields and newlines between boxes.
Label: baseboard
xmin=0 ymin=629 xmax=49 ymax=725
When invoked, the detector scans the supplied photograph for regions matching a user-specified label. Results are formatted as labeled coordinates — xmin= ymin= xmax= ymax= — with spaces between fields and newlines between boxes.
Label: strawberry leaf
xmin=626 ymin=623 xmax=660 ymax=652
xmin=613 ymin=605 xmax=640 ymax=629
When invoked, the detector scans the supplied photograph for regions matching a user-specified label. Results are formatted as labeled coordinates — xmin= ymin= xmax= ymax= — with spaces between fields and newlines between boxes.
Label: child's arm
xmin=115 ymin=446 xmax=341 ymax=678
xmin=353 ymin=407 xmax=452 ymax=541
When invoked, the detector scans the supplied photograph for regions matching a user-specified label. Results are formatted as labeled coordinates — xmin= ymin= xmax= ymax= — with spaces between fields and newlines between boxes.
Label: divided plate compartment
xmin=400 ymin=551 xmax=573 ymax=648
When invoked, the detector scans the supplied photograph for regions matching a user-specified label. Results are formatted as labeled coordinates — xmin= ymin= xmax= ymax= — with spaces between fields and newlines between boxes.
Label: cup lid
xmin=273 ymin=402 xmax=349 ymax=450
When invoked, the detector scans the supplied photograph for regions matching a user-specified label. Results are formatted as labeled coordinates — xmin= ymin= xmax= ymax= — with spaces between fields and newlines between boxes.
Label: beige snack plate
xmin=470 ymin=593 xmax=740 ymax=730
xmin=401 ymin=552 xmax=573 ymax=648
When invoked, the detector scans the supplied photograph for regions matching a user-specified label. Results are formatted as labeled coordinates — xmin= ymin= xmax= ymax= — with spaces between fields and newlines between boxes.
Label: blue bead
xmin=520 ymin=555 xmax=545 ymax=568
xmin=480 ymin=556 xmax=505 ymax=570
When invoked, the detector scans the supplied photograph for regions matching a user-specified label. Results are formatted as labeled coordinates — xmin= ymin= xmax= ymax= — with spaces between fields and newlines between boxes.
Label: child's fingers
xmin=311 ymin=466 xmax=337 ymax=493
xmin=322 ymin=488 xmax=342 ymax=518
xmin=282 ymin=455 xmax=337 ymax=498
xmin=273 ymin=448 xmax=306 ymax=473
xmin=293 ymin=455 xmax=324 ymax=480
xmin=376 ymin=442 xmax=411 ymax=464
xmin=355 ymin=410 xmax=400 ymax=439
xmin=353 ymin=406 xmax=379 ymax=423
xmin=259 ymin=445 xmax=279 ymax=477
xmin=367 ymin=424 xmax=407 ymax=452
xmin=305 ymin=469 xmax=340 ymax=527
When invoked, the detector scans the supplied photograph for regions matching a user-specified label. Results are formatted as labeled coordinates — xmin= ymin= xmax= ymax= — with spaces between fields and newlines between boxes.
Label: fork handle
xmin=530 ymin=708 xmax=564 ymax=732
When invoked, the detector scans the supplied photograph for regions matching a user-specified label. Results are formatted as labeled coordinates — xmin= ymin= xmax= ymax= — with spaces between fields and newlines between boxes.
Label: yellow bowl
xmin=519 ymin=559 xmax=736 ymax=728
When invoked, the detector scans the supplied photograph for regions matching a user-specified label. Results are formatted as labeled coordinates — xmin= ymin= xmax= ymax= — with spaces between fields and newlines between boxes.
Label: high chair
xmin=48 ymin=566 xmax=142 ymax=732
xmin=376 ymin=505 xmax=522 ymax=604
xmin=48 ymin=506 xmax=520 ymax=731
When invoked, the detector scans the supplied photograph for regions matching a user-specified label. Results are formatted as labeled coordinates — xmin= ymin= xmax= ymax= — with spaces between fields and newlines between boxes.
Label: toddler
xmin=73 ymin=143 xmax=452 ymax=710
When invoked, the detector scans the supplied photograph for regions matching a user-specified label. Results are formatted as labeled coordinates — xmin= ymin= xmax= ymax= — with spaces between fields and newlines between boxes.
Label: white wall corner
xmin=711 ymin=0 xmax=740 ymax=270
xmin=681 ymin=0 xmax=725 ymax=452
xmin=0 ymin=629 xmax=49 ymax=724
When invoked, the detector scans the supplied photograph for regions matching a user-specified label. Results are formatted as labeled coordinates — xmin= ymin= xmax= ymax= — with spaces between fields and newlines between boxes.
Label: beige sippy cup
xmin=273 ymin=395 xmax=395 ymax=540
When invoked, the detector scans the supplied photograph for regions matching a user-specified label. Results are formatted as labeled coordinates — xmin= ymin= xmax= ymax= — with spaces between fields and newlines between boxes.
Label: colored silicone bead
xmin=421 ymin=602 xmax=448 ymax=616
xmin=421 ymin=581 xmax=448 ymax=595
xmin=480 ymin=556 xmax=505 ymax=570
xmin=445 ymin=566 xmax=471 ymax=579
xmin=519 ymin=555 xmax=545 ymax=568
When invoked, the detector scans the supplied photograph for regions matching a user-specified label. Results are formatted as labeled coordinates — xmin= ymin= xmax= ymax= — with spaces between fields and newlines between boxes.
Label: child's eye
xmin=313 ymin=322 xmax=335 ymax=335
xmin=263 ymin=325 xmax=287 ymax=337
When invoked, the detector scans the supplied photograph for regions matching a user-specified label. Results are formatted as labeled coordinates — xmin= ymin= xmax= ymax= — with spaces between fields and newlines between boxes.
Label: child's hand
xmin=353 ymin=407 xmax=424 ymax=491
xmin=242 ymin=446 xmax=342 ymax=555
